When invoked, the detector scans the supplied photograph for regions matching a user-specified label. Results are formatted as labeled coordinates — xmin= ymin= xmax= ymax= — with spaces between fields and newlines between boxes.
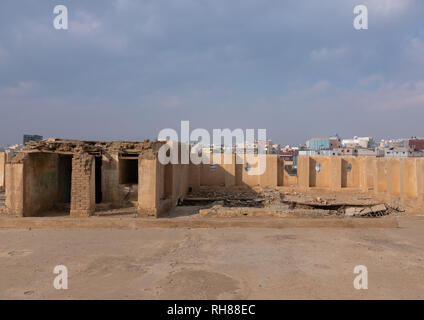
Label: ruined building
xmin=0 ymin=138 xmax=423 ymax=218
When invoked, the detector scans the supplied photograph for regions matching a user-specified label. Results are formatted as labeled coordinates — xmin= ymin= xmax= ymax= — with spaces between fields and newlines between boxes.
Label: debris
xmin=371 ymin=204 xmax=387 ymax=213
xmin=345 ymin=207 xmax=360 ymax=216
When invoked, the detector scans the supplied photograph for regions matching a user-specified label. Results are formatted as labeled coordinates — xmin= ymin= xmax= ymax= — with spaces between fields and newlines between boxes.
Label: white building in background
xmin=385 ymin=148 xmax=424 ymax=158
xmin=379 ymin=138 xmax=409 ymax=149
xmin=342 ymin=136 xmax=375 ymax=149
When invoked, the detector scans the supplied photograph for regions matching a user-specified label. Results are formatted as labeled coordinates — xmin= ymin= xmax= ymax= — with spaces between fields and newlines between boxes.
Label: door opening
xmin=95 ymin=156 xmax=102 ymax=204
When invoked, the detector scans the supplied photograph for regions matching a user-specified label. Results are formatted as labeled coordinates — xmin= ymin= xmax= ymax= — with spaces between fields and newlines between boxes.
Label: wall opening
xmin=119 ymin=158 xmax=139 ymax=184
xmin=58 ymin=155 xmax=72 ymax=204
xmin=95 ymin=156 xmax=102 ymax=204
xmin=285 ymin=165 xmax=297 ymax=176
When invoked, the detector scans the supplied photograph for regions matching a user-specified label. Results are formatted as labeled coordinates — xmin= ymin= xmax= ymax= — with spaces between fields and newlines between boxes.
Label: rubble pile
xmin=344 ymin=204 xmax=404 ymax=217
xmin=186 ymin=188 xmax=404 ymax=219
xmin=184 ymin=187 xmax=265 ymax=207
xmin=22 ymin=138 xmax=165 ymax=156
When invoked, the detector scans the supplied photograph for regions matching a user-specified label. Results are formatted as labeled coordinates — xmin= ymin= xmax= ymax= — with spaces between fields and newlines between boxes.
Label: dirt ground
xmin=1 ymin=217 xmax=424 ymax=299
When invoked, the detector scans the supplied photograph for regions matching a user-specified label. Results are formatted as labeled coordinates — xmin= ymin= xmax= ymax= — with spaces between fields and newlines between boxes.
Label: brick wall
xmin=70 ymin=153 xmax=95 ymax=217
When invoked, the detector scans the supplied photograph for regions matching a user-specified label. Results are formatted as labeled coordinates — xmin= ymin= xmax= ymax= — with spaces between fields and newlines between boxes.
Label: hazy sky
xmin=1 ymin=0 xmax=423 ymax=146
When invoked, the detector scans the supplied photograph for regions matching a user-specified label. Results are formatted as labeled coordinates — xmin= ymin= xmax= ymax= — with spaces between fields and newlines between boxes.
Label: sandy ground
xmin=0 ymin=217 xmax=424 ymax=299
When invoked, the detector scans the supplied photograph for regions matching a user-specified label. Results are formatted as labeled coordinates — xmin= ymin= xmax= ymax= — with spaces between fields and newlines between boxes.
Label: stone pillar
xmin=387 ymin=158 xmax=401 ymax=196
xmin=70 ymin=153 xmax=95 ymax=217
xmin=297 ymin=156 xmax=310 ymax=191
xmin=329 ymin=157 xmax=342 ymax=191
xmin=401 ymin=158 xmax=418 ymax=199
xmin=374 ymin=158 xmax=387 ymax=194
xmin=5 ymin=162 xmax=24 ymax=216
xmin=0 ymin=152 xmax=5 ymax=192
xmin=360 ymin=157 xmax=377 ymax=192
xmin=138 ymin=156 xmax=161 ymax=217
xmin=224 ymin=154 xmax=236 ymax=188
xmin=260 ymin=155 xmax=278 ymax=187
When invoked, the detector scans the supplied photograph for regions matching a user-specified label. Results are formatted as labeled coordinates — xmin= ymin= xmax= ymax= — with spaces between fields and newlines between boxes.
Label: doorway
xmin=58 ymin=155 xmax=72 ymax=204
xmin=95 ymin=156 xmax=102 ymax=204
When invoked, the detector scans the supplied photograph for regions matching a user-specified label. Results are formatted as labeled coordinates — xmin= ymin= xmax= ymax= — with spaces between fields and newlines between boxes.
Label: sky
xmin=0 ymin=0 xmax=424 ymax=146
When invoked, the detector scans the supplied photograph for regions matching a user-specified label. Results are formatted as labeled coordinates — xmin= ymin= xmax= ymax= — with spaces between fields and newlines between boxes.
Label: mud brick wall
xmin=0 ymin=152 xmax=5 ymax=192
xmin=70 ymin=153 xmax=95 ymax=217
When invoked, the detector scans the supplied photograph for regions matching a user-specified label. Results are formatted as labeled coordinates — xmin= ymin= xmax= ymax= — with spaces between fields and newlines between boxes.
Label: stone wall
xmin=138 ymin=153 xmax=280 ymax=217
xmin=5 ymin=153 xmax=63 ymax=217
xmin=6 ymin=149 xmax=424 ymax=217
xmin=189 ymin=154 xmax=279 ymax=190
xmin=70 ymin=153 xmax=95 ymax=217
xmin=23 ymin=153 xmax=61 ymax=217
xmin=296 ymin=155 xmax=424 ymax=210
xmin=5 ymin=161 xmax=24 ymax=216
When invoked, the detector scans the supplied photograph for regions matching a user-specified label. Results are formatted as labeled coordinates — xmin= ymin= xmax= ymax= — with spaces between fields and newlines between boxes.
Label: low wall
xmin=295 ymin=156 xmax=424 ymax=210
xmin=8 ymin=150 xmax=424 ymax=218
xmin=23 ymin=153 xmax=61 ymax=217
xmin=5 ymin=153 xmax=62 ymax=217
xmin=5 ymin=161 xmax=24 ymax=216
xmin=138 ymin=153 xmax=280 ymax=217
xmin=189 ymin=154 xmax=280 ymax=190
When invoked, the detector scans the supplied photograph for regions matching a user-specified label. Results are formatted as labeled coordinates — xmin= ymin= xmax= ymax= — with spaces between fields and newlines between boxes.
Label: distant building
xmin=380 ymin=138 xmax=408 ymax=149
xmin=336 ymin=147 xmax=384 ymax=157
xmin=23 ymin=135 xmax=43 ymax=145
xmin=384 ymin=148 xmax=424 ymax=158
xmin=280 ymin=150 xmax=298 ymax=161
xmin=409 ymin=138 xmax=424 ymax=152
xmin=342 ymin=136 xmax=375 ymax=149
xmin=307 ymin=136 xmax=340 ymax=151
xmin=299 ymin=150 xmax=339 ymax=156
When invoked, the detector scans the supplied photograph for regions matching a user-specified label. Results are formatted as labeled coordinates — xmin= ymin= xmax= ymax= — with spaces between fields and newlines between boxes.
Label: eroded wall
xmin=70 ymin=153 xmax=95 ymax=217
xmin=138 ymin=153 xmax=280 ymax=217
xmin=296 ymin=155 xmax=424 ymax=210
xmin=6 ymin=153 xmax=71 ymax=217
xmin=0 ymin=152 xmax=5 ymax=192
xmin=5 ymin=162 xmax=24 ymax=216
xmin=189 ymin=154 xmax=279 ymax=190
xmin=23 ymin=153 xmax=63 ymax=217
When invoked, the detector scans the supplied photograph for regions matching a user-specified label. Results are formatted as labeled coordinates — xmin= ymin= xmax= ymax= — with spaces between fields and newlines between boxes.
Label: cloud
xmin=367 ymin=81 xmax=424 ymax=110
xmin=404 ymin=34 xmax=424 ymax=64
xmin=0 ymin=45 xmax=7 ymax=65
xmin=358 ymin=74 xmax=384 ymax=86
xmin=309 ymin=46 xmax=348 ymax=62
xmin=70 ymin=11 xmax=102 ymax=34
xmin=114 ymin=0 xmax=135 ymax=10
xmin=366 ymin=0 xmax=412 ymax=17
xmin=1 ymin=82 xmax=36 ymax=96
